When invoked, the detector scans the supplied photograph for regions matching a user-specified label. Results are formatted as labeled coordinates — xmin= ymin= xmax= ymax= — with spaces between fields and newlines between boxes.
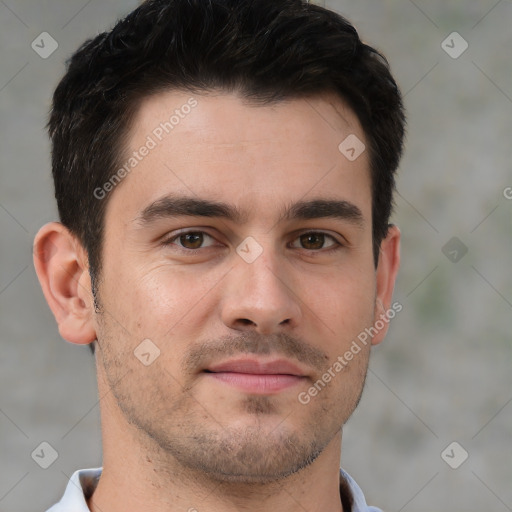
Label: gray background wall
xmin=1 ymin=1 xmax=511 ymax=511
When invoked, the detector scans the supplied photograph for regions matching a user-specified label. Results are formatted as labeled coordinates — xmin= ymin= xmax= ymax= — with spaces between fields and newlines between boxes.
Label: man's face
xmin=93 ymin=90 xmax=382 ymax=482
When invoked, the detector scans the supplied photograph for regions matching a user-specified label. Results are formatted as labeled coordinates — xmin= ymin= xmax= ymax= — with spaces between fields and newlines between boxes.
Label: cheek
xmin=106 ymin=263 xmax=223 ymax=343
xmin=315 ymin=265 xmax=375 ymax=323
xmin=308 ymin=268 xmax=376 ymax=362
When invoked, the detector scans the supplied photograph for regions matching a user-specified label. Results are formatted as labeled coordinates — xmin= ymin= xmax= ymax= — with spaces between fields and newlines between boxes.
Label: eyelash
xmin=161 ymin=230 xmax=344 ymax=255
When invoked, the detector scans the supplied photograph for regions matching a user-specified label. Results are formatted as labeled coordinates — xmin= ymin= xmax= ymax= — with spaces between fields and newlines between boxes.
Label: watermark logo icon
xmin=31 ymin=441 xmax=59 ymax=469
xmin=441 ymin=441 xmax=469 ymax=469
xmin=236 ymin=237 xmax=263 ymax=263
xmin=338 ymin=134 xmax=366 ymax=161
xmin=31 ymin=32 xmax=58 ymax=59
xmin=134 ymin=338 xmax=161 ymax=366
xmin=442 ymin=237 xmax=468 ymax=263
xmin=441 ymin=32 xmax=468 ymax=59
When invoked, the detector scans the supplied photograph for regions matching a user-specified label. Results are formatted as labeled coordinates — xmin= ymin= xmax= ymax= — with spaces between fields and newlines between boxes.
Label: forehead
xmin=134 ymin=89 xmax=363 ymax=149
xmin=106 ymin=89 xmax=372 ymax=227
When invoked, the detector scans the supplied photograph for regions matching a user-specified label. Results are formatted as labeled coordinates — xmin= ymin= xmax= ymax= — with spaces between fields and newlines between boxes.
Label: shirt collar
xmin=45 ymin=467 xmax=101 ymax=512
xmin=46 ymin=466 xmax=381 ymax=512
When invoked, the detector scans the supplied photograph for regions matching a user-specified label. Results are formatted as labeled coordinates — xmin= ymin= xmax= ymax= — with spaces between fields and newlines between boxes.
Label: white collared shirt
xmin=45 ymin=466 xmax=382 ymax=512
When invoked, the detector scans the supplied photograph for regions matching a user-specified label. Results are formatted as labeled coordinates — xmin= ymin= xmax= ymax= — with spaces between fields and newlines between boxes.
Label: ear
xmin=370 ymin=224 xmax=401 ymax=346
xmin=33 ymin=222 xmax=96 ymax=345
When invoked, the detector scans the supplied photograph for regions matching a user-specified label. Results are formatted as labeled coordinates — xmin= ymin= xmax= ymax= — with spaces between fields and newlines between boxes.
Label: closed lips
xmin=204 ymin=358 xmax=306 ymax=376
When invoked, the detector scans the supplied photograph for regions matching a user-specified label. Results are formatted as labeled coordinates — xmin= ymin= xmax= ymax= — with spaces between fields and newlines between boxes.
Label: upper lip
xmin=205 ymin=358 xmax=306 ymax=376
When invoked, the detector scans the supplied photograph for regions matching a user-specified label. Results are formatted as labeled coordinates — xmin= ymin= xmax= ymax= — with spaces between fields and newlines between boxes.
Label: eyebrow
xmin=134 ymin=193 xmax=364 ymax=228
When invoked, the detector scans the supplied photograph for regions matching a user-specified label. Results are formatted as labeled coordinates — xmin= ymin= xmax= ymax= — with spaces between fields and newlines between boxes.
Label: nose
xmin=220 ymin=248 xmax=302 ymax=335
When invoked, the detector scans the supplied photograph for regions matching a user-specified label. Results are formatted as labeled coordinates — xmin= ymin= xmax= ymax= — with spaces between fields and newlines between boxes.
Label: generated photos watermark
xmin=93 ymin=97 xmax=198 ymax=200
xmin=298 ymin=301 xmax=403 ymax=405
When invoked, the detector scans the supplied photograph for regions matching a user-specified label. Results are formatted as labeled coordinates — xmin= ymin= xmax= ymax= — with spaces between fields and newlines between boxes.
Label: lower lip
xmin=206 ymin=372 xmax=305 ymax=393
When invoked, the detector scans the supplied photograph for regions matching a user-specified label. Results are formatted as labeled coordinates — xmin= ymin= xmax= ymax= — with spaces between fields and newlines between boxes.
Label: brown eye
xmin=291 ymin=232 xmax=339 ymax=251
xmin=163 ymin=231 xmax=217 ymax=251
xmin=299 ymin=232 xmax=325 ymax=250
xmin=178 ymin=232 xmax=204 ymax=249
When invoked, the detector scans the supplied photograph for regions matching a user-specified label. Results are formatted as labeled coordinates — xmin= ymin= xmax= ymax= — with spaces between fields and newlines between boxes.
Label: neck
xmin=88 ymin=365 xmax=346 ymax=512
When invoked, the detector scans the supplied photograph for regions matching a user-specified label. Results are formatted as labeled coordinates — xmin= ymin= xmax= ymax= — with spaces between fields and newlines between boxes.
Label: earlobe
xmin=33 ymin=222 xmax=97 ymax=345
xmin=371 ymin=224 xmax=401 ymax=346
